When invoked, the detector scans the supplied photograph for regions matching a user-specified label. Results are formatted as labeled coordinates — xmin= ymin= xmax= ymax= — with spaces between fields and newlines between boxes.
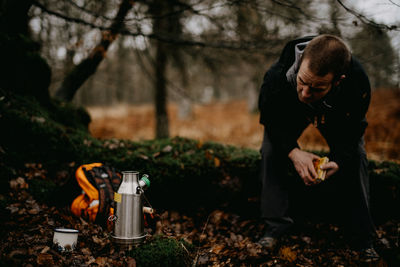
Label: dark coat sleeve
xmin=324 ymin=58 xmax=371 ymax=169
xmin=258 ymin=63 xmax=308 ymax=156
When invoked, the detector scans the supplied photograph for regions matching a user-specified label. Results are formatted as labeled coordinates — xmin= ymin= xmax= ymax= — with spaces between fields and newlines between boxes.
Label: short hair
xmin=301 ymin=34 xmax=351 ymax=80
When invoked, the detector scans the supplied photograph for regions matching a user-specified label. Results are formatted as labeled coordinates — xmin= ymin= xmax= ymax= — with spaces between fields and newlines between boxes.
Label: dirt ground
xmin=88 ymin=89 xmax=400 ymax=162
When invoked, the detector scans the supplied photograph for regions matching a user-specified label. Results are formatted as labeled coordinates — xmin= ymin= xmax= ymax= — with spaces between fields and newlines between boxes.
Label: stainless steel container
xmin=111 ymin=171 xmax=150 ymax=245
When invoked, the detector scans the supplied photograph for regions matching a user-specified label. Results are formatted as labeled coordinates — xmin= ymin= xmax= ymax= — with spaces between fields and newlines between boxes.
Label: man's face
xmin=296 ymin=59 xmax=334 ymax=104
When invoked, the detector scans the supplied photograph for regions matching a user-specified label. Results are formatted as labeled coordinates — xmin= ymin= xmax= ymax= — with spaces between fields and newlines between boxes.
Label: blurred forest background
xmin=26 ymin=0 xmax=400 ymax=160
xmin=1 ymin=2 xmax=400 ymax=265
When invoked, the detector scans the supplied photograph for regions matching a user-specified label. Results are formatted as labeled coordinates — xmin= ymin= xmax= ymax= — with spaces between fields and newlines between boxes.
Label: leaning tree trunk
xmin=54 ymin=0 xmax=134 ymax=102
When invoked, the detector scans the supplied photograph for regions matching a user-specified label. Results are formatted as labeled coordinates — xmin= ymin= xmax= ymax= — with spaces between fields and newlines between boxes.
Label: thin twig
xmin=64 ymin=0 xmax=115 ymax=21
xmin=388 ymin=0 xmax=400 ymax=8
xmin=192 ymin=213 xmax=212 ymax=267
xmin=336 ymin=0 xmax=399 ymax=31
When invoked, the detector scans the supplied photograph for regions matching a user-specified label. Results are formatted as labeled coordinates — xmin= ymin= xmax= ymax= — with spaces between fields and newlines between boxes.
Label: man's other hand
xmin=288 ymin=148 xmax=320 ymax=185
xmin=320 ymin=161 xmax=339 ymax=179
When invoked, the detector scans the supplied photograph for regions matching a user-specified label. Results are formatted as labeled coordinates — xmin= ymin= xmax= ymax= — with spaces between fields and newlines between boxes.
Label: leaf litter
xmin=1 ymin=165 xmax=399 ymax=266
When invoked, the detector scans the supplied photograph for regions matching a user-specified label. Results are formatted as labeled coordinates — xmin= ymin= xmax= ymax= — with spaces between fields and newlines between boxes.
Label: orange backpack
xmin=71 ymin=163 xmax=121 ymax=225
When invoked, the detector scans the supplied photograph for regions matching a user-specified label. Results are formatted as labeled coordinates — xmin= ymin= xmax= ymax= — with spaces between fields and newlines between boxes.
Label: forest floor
xmin=1 ymin=89 xmax=399 ymax=266
xmin=1 ymin=171 xmax=399 ymax=266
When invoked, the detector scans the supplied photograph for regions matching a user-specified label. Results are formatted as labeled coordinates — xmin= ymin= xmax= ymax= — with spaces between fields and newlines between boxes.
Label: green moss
xmin=1 ymin=87 xmax=400 ymax=220
xmin=0 ymin=88 xmax=94 ymax=169
xmin=129 ymin=235 xmax=193 ymax=267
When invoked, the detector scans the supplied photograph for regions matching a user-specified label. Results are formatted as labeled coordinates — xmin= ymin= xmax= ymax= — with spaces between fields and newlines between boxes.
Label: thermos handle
xmin=143 ymin=207 xmax=154 ymax=214
xmin=108 ymin=214 xmax=118 ymax=222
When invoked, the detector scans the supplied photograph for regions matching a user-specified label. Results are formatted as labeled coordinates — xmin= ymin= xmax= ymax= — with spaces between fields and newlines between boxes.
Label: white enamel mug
xmin=53 ymin=228 xmax=79 ymax=252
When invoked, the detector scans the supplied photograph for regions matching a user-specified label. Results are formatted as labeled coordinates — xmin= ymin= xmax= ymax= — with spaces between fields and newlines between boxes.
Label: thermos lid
xmin=141 ymin=176 xmax=150 ymax=188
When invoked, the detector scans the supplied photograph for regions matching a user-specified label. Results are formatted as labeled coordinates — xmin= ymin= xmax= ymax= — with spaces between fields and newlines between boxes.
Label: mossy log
xmin=1 ymin=88 xmax=399 ymax=223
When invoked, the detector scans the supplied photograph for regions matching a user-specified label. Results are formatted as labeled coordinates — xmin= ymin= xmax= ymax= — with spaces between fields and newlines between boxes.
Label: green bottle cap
xmin=141 ymin=176 xmax=150 ymax=187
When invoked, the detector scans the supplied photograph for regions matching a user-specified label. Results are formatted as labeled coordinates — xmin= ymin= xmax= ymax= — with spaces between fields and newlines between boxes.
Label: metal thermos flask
xmin=110 ymin=171 xmax=150 ymax=245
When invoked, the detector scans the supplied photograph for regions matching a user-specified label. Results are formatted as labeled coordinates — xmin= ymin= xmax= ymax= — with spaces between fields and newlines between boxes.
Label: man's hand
xmin=320 ymin=161 xmax=339 ymax=179
xmin=288 ymin=148 xmax=320 ymax=185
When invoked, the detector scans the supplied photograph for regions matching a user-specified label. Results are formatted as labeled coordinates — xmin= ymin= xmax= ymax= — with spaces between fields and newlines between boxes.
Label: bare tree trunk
xmin=116 ymin=36 xmax=127 ymax=103
xmin=0 ymin=0 xmax=51 ymax=104
xmin=155 ymin=39 xmax=169 ymax=138
xmin=151 ymin=0 xmax=172 ymax=139
xmin=54 ymin=0 xmax=134 ymax=102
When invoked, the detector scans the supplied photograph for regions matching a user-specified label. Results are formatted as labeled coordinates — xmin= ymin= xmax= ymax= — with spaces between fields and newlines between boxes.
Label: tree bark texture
xmin=155 ymin=39 xmax=169 ymax=138
xmin=0 ymin=0 xmax=52 ymax=103
xmin=151 ymin=0 xmax=188 ymax=138
xmin=55 ymin=0 xmax=134 ymax=102
xmin=151 ymin=1 xmax=173 ymax=139
xmin=0 ymin=0 xmax=32 ymax=35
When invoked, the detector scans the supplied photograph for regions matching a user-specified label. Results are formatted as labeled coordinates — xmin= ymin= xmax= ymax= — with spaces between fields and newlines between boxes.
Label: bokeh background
xmin=28 ymin=0 xmax=400 ymax=161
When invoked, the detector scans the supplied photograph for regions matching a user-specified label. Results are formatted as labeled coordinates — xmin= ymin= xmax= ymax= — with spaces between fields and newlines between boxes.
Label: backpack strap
xmin=82 ymin=165 xmax=121 ymax=225
xmin=75 ymin=163 xmax=102 ymax=202
xmin=102 ymin=165 xmax=122 ymax=192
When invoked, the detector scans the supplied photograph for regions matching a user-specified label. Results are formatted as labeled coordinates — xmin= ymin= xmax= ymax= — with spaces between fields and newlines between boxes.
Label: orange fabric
xmin=75 ymin=163 xmax=102 ymax=201
xmin=71 ymin=194 xmax=86 ymax=217
xmin=71 ymin=194 xmax=99 ymax=222
xmin=71 ymin=163 xmax=103 ymax=222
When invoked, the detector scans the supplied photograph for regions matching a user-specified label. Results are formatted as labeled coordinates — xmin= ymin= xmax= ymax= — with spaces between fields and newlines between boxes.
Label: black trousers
xmin=260 ymin=127 xmax=376 ymax=247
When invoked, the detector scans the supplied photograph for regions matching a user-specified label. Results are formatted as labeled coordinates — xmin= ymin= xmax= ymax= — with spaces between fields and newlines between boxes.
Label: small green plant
xmin=129 ymin=235 xmax=193 ymax=267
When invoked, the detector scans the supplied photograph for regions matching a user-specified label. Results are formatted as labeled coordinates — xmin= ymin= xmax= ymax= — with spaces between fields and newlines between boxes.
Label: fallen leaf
xmin=28 ymin=208 xmax=40 ymax=215
xmin=126 ymin=257 xmax=136 ymax=267
xmin=214 ymin=157 xmax=221 ymax=167
xmin=31 ymin=116 xmax=46 ymax=124
xmin=81 ymin=247 xmax=92 ymax=256
xmin=205 ymin=150 xmax=213 ymax=160
xmin=40 ymin=246 xmax=50 ymax=254
xmin=139 ymin=154 xmax=149 ymax=160
xmin=196 ymin=141 xmax=203 ymax=149
xmin=302 ymin=236 xmax=311 ymax=244
xmin=95 ymin=256 xmax=108 ymax=266
xmin=9 ymin=249 xmax=27 ymax=258
xmin=162 ymin=145 xmax=173 ymax=152
xmin=92 ymin=235 xmax=104 ymax=245
xmin=37 ymin=253 xmax=54 ymax=265
xmin=86 ymin=256 xmax=96 ymax=265
xmin=9 ymin=177 xmax=28 ymax=190
xmin=6 ymin=205 xmax=19 ymax=213
xmin=211 ymin=244 xmax=225 ymax=253
xmin=279 ymin=246 xmax=297 ymax=262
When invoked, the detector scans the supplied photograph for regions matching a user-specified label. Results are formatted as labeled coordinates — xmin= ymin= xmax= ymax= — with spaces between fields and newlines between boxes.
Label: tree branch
xmin=54 ymin=0 xmax=134 ymax=101
xmin=31 ymin=0 xmax=282 ymax=51
xmin=32 ymin=0 xmax=109 ymax=30
xmin=336 ymin=0 xmax=399 ymax=31
xmin=64 ymin=0 xmax=115 ymax=21
xmin=388 ymin=0 xmax=400 ymax=8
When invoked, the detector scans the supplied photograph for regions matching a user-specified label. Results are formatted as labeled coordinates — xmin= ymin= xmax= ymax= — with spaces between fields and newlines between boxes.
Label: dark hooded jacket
xmin=258 ymin=36 xmax=371 ymax=168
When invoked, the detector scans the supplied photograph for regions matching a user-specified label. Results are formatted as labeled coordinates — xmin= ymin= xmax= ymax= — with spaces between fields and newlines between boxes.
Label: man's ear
xmin=334 ymin=75 xmax=346 ymax=87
